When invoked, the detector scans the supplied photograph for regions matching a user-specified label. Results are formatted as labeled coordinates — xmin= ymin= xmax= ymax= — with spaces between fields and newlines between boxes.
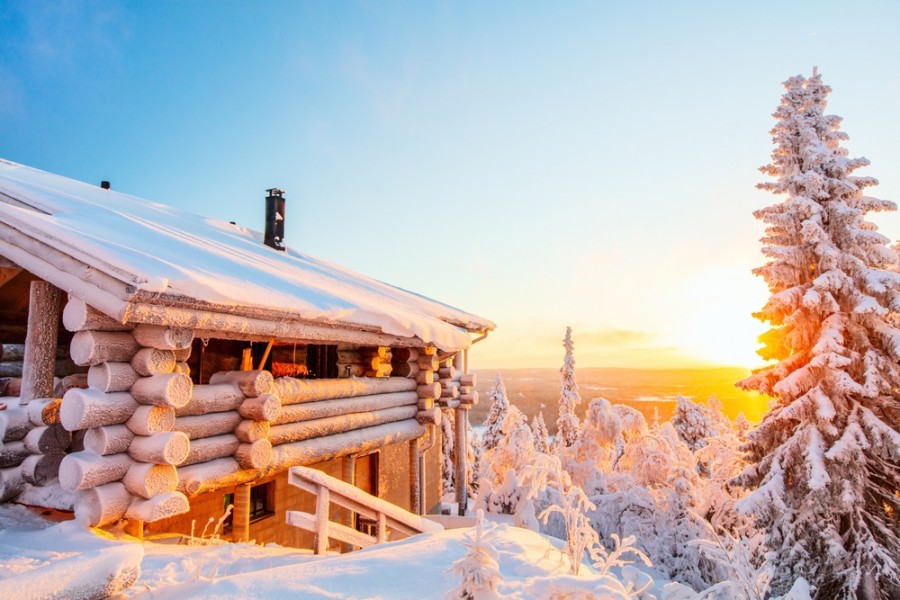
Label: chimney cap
xmin=266 ymin=188 xmax=285 ymax=197
xmin=100 ymin=181 xmax=110 ymax=190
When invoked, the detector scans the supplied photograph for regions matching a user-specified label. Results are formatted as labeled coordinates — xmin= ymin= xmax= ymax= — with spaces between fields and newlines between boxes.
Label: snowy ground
xmin=0 ymin=503 xmax=682 ymax=599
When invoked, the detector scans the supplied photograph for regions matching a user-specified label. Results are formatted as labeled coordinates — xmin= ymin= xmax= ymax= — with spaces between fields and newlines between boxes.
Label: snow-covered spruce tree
xmin=739 ymin=71 xmax=900 ymax=599
xmin=556 ymin=326 xmax=582 ymax=449
xmin=671 ymin=394 xmax=715 ymax=451
xmin=531 ymin=411 xmax=551 ymax=455
xmin=481 ymin=373 xmax=510 ymax=453
xmin=445 ymin=510 xmax=503 ymax=600
xmin=467 ymin=422 xmax=482 ymax=497
xmin=442 ymin=409 xmax=456 ymax=496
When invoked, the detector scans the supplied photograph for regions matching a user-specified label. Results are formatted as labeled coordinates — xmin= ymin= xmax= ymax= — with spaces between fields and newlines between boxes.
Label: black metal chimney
xmin=264 ymin=188 xmax=286 ymax=251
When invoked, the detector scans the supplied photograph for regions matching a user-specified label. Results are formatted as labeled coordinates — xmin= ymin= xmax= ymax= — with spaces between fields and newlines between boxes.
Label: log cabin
xmin=0 ymin=158 xmax=493 ymax=547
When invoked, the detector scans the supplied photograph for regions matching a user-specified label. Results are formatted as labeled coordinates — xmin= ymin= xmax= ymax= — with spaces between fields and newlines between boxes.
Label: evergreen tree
xmin=481 ymin=373 xmax=510 ymax=453
xmin=739 ymin=71 xmax=900 ymax=599
xmin=556 ymin=326 xmax=582 ymax=448
xmin=672 ymin=394 xmax=715 ymax=451
xmin=531 ymin=412 xmax=551 ymax=454
xmin=441 ymin=409 xmax=456 ymax=495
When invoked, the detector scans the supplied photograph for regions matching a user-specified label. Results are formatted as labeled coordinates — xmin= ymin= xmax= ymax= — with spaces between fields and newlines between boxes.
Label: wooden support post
xmin=315 ymin=484 xmax=330 ymax=555
xmin=342 ymin=455 xmax=357 ymax=553
xmin=20 ymin=281 xmax=62 ymax=404
xmin=455 ymin=406 xmax=468 ymax=516
xmin=232 ymin=482 xmax=251 ymax=543
xmin=376 ymin=512 xmax=387 ymax=544
xmin=409 ymin=440 xmax=421 ymax=516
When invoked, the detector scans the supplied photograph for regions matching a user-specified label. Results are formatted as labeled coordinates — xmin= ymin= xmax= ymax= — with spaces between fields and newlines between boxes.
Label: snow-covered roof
xmin=0 ymin=159 xmax=493 ymax=351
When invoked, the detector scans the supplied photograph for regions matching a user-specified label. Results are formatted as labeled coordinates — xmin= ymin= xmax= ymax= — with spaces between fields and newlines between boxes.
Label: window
xmin=223 ymin=492 xmax=234 ymax=531
xmin=249 ymin=482 xmax=275 ymax=522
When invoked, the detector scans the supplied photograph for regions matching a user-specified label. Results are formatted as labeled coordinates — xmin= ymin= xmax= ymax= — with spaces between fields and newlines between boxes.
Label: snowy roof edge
xmin=0 ymin=159 xmax=494 ymax=351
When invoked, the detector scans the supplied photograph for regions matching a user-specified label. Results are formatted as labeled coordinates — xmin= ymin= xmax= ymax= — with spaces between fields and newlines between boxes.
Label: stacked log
xmin=60 ymin=301 xmax=193 ymax=527
xmin=0 ymin=405 xmax=32 ymax=500
xmin=336 ymin=347 xmax=365 ymax=378
xmin=412 ymin=347 xmax=441 ymax=424
xmin=174 ymin=370 xmax=275 ymax=486
xmin=21 ymin=398 xmax=70 ymax=486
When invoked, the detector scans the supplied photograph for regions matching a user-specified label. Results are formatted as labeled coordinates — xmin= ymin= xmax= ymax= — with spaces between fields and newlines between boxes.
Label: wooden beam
xmin=0 ymin=267 xmax=22 ymax=289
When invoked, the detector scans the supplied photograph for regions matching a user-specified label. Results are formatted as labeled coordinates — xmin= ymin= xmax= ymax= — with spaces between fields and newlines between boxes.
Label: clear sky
xmin=3 ymin=1 xmax=900 ymax=370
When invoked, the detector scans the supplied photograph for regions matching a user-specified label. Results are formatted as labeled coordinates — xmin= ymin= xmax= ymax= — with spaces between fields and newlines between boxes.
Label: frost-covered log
xmin=122 ymin=462 xmax=178 ymax=499
xmin=0 ymin=543 xmax=143 ymax=599
xmin=20 ymin=281 xmax=63 ymax=404
xmin=273 ymin=376 xmax=416 ymax=405
xmin=62 ymin=297 xmax=132 ymax=333
xmin=59 ymin=451 xmax=133 ymax=491
xmin=125 ymin=490 xmax=189 ymax=522
xmin=23 ymin=424 xmax=71 ymax=454
xmin=0 ymin=441 xmax=29 ymax=468
xmin=177 ymin=457 xmax=258 ymax=496
xmin=237 ymin=394 xmax=280 ymax=422
xmin=418 ymin=354 xmax=440 ymax=371
xmin=173 ymin=347 xmax=191 ymax=362
xmin=21 ymin=452 xmax=65 ymax=486
xmin=236 ymin=439 xmax=272 ymax=470
xmin=130 ymin=373 xmax=192 ymax=409
xmin=274 ymin=391 xmax=418 ymax=425
xmin=417 ymin=383 xmax=441 ymax=400
xmin=127 ymin=431 xmax=190 ymax=465
xmin=126 ymin=405 xmax=175 ymax=436
xmin=459 ymin=373 xmax=477 ymax=387
xmin=181 ymin=434 xmax=240 ymax=466
xmin=415 ymin=370 xmax=434 ymax=385
xmin=460 ymin=391 xmax=479 ymax=405
xmin=174 ymin=383 xmax=243 ymax=417
xmin=417 ymin=407 xmax=441 ymax=425
xmin=235 ymin=419 xmax=269 ymax=442
xmin=0 ymin=343 xmax=68 ymax=362
xmin=0 ymin=406 xmax=33 ymax=441
xmin=0 ymin=465 xmax=25 ymax=500
xmin=173 ymin=362 xmax=190 ymax=377
xmin=59 ymin=389 xmax=139 ymax=431
xmin=130 ymin=348 xmax=176 ymax=377
xmin=173 ymin=411 xmax=241 ymax=440
xmin=131 ymin=324 xmax=193 ymax=351
xmin=438 ymin=366 xmax=458 ymax=380
xmin=209 ymin=370 xmax=273 ymax=397
xmin=83 ymin=425 xmax=134 ymax=455
xmin=26 ymin=398 xmax=62 ymax=426
xmin=70 ymin=331 xmax=140 ymax=367
xmin=269 ymin=419 xmax=425 ymax=472
xmin=269 ymin=406 xmax=418 ymax=445
xmin=74 ymin=481 xmax=132 ymax=527
xmin=87 ymin=362 xmax=140 ymax=393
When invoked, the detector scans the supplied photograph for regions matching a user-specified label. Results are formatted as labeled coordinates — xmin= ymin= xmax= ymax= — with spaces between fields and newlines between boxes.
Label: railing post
xmin=342 ymin=455 xmax=357 ymax=552
xmin=376 ymin=512 xmax=387 ymax=544
xmin=315 ymin=484 xmax=330 ymax=555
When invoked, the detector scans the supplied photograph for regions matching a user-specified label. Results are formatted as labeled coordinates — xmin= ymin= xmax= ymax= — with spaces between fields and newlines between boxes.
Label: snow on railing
xmin=286 ymin=465 xmax=443 ymax=554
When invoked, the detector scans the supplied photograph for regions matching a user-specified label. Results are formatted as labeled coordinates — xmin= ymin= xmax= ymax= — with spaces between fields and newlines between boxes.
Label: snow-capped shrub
xmin=445 ymin=510 xmax=503 ymax=600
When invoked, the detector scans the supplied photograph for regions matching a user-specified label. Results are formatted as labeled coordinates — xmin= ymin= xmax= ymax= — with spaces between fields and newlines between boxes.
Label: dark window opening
xmin=306 ymin=344 xmax=338 ymax=379
xmin=223 ymin=492 xmax=234 ymax=531
xmin=249 ymin=482 xmax=275 ymax=522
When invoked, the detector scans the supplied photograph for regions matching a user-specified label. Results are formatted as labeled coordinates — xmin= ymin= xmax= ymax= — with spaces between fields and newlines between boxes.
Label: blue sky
xmin=3 ymin=1 xmax=900 ymax=369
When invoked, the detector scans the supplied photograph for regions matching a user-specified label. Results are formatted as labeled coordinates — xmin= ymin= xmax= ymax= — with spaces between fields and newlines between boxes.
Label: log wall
xmin=8 ymin=298 xmax=437 ymax=538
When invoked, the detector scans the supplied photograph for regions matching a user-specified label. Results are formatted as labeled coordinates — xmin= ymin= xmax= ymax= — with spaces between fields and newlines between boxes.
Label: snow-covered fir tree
xmin=556 ymin=326 xmax=582 ymax=449
xmin=671 ymin=394 xmax=715 ymax=451
xmin=739 ymin=70 xmax=900 ymax=599
xmin=467 ymin=423 xmax=482 ymax=497
xmin=445 ymin=510 xmax=503 ymax=600
xmin=481 ymin=373 xmax=510 ymax=453
xmin=441 ymin=409 xmax=456 ymax=495
xmin=531 ymin=411 xmax=551 ymax=455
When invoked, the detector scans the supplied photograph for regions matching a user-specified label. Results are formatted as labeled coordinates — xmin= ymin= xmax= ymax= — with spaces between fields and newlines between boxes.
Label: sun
xmin=668 ymin=266 xmax=771 ymax=370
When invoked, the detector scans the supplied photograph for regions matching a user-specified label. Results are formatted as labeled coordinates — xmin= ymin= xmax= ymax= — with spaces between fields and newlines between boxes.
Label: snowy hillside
xmin=0 ymin=504 xmax=687 ymax=599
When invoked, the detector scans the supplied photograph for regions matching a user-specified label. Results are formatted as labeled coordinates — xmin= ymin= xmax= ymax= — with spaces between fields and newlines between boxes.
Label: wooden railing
xmin=286 ymin=465 xmax=444 ymax=554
